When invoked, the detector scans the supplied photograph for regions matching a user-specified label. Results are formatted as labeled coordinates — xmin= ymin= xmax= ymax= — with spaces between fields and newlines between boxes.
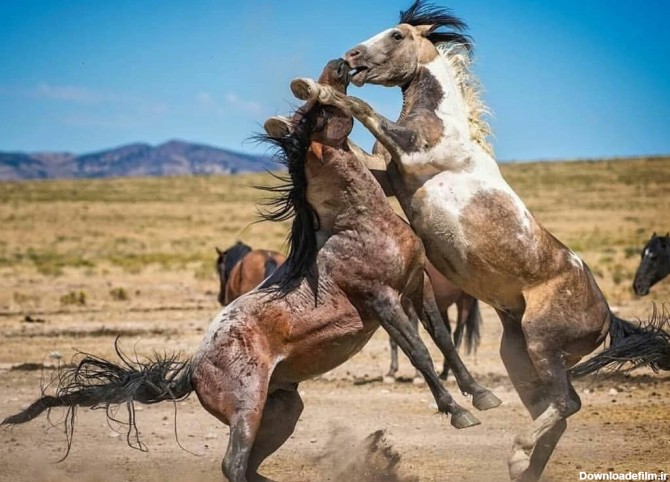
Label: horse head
xmin=266 ymin=58 xmax=352 ymax=147
xmin=345 ymin=0 xmax=470 ymax=87
xmin=633 ymin=232 xmax=670 ymax=296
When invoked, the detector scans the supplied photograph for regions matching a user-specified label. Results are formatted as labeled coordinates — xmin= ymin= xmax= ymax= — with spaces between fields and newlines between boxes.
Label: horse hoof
xmin=508 ymin=450 xmax=531 ymax=481
xmin=450 ymin=410 xmax=480 ymax=429
xmin=472 ymin=390 xmax=502 ymax=411
xmin=290 ymin=78 xmax=318 ymax=101
xmin=383 ymin=375 xmax=396 ymax=384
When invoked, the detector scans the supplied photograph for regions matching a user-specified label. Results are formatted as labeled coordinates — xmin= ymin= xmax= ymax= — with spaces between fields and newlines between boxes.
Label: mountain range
xmin=0 ymin=140 xmax=276 ymax=180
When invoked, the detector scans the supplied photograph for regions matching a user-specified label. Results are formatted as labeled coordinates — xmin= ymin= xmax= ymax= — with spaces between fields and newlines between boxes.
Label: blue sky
xmin=1 ymin=0 xmax=668 ymax=161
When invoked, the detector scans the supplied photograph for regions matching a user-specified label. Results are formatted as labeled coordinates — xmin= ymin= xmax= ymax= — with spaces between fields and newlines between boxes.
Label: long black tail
xmin=1 ymin=338 xmax=194 ymax=458
xmin=569 ymin=305 xmax=670 ymax=379
xmin=462 ymin=299 xmax=482 ymax=355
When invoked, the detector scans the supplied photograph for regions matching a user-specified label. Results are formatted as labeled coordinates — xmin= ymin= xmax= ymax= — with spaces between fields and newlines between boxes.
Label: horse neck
xmin=402 ymin=56 xmax=469 ymax=137
xmin=662 ymin=238 xmax=670 ymax=272
xmin=305 ymin=142 xmax=389 ymax=232
xmin=401 ymin=55 xmax=499 ymax=174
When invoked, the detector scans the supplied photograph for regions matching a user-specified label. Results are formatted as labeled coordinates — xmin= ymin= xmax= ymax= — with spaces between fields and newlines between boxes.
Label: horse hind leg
xmin=193 ymin=347 xmax=272 ymax=482
xmin=385 ymin=337 xmax=400 ymax=383
xmin=500 ymin=314 xmax=581 ymax=482
xmin=438 ymin=309 xmax=453 ymax=381
xmin=246 ymin=388 xmax=304 ymax=482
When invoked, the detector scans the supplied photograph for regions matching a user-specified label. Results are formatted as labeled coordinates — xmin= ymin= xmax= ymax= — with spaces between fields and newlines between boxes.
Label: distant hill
xmin=0 ymin=140 xmax=275 ymax=180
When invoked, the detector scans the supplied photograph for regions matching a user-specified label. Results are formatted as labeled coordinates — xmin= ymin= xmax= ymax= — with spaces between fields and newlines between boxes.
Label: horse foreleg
xmin=420 ymin=282 xmax=501 ymax=411
xmin=290 ymin=78 xmax=412 ymax=166
xmin=371 ymin=289 xmax=480 ymax=429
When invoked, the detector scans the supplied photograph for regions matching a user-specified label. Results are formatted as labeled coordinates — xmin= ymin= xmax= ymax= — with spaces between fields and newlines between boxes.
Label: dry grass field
xmin=1 ymin=156 xmax=667 ymax=314
xmin=0 ymin=156 xmax=669 ymax=482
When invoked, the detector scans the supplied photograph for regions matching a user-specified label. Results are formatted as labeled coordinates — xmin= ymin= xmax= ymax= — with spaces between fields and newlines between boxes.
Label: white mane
xmin=435 ymin=43 xmax=494 ymax=156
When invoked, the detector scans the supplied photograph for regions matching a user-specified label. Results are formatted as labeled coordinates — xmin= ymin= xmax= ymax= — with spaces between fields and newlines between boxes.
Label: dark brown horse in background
xmin=215 ymin=242 xmax=285 ymax=305
xmin=633 ymin=232 xmax=670 ymax=296
xmin=2 ymin=59 xmax=500 ymax=482
xmin=387 ymin=259 xmax=482 ymax=382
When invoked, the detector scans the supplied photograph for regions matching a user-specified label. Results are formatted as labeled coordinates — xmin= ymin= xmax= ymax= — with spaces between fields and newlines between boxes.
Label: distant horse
xmin=291 ymin=2 xmax=670 ymax=481
xmin=215 ymin=242 xmax=285 ymax=305
xmin=633 ymin=232 xmax=670 ymax=296
xmin=387 ymin=259 xmax=482 ymax=381
xmin=2 ymin=59 xmax=499 ymax=482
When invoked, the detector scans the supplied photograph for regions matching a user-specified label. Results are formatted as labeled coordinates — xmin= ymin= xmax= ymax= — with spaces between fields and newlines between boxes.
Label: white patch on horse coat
xmin=568 ymin=252 xmax=584 ymax=269
xmin=361 ymin=28 xmax=393 ymax=49
xmin=397 ymin=54 xmax=533 ymax=275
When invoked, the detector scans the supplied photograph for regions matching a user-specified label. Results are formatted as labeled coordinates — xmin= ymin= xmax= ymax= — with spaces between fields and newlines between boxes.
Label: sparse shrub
xmin=109 ymin=287 xmax=129 ymax=301
xmin=193 ymin=261 xmax=214 ymax=280
xmin=599 ymin=255 xmax=614 ymax=265
xmin=624 ymin=246 xmax=639 ymax=259
xmin=611 ymin=264 xmax=626 ymax=285
xmin=60 ymin=291 xmax=87 ymax=306
xmin=13 ymin=292 xmax=36 ymax=305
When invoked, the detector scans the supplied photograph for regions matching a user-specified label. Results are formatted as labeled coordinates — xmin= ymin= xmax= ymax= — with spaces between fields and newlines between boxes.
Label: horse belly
xmin=409 ymin=171 xmax=535 ymax=310
xmin=273 ymin=312 xmax=378 ymax=383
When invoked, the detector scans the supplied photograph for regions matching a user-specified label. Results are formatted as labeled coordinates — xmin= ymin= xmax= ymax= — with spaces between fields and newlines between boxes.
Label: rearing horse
xmin=2 ymin=59 xmax=499 ymax=482
xmin=291 ymin=2 xmax=670 ymax=481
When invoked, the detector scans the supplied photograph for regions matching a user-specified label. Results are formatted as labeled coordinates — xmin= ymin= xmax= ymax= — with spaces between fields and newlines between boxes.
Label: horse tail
xmin=569 ymin=306 xmax=670 ymax=379
xmin=264 ymin=255 xmax=280 ymax=279
xmin=1 ymin=338 xmax=194 ymax=458
xmin=462 ymin=298 xmax=482 ymax=355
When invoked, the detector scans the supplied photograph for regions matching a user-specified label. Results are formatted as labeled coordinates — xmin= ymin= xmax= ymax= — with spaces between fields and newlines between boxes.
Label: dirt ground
xmin=1 ymin=282 xmax=668 ymax=482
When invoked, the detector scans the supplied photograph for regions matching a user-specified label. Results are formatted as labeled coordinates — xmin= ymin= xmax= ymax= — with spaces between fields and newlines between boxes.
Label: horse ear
xmin=652 ymin=232 xmax=657 ymax=238
xmin=416 ymin=24 xmax=435 ymax=37
xmin=215 ymin=246 xmax=223 ymax=255
xmin=264 ymin=116 xmax=292 ymax=138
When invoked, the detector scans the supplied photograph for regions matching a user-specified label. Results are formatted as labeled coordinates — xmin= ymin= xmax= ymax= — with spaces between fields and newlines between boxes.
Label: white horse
xmin=291 ymin=2 xmax=670 ymax=481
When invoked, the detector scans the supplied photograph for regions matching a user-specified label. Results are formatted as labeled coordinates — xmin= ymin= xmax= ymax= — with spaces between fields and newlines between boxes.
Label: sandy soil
xmin=1 ymin=287 xmax=669 ymax=482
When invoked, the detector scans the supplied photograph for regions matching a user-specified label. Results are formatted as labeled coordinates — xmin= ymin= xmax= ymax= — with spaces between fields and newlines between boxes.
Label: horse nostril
xmin=346 ymin=48 xmax=361 ymax=60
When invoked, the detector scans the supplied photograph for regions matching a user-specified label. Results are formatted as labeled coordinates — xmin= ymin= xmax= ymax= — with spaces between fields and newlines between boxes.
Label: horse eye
xmin=392 ymin=31 xmax=404 ymax=41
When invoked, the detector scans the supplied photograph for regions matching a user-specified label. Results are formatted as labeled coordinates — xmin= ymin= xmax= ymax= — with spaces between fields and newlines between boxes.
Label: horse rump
xmin=569 ymin=304 xmax=670 ymax=379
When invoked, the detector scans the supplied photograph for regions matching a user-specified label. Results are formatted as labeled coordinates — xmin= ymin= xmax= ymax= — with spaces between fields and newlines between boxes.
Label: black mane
xmin=399 ymin=0 xmax=472 ymax=50
xmin=219 ymin=241 xmax=252 ymax=281
xmin=256 ymin=112 xmax=320 ymax=294
xmin=645 ymin=234 xmax=670 ymax=254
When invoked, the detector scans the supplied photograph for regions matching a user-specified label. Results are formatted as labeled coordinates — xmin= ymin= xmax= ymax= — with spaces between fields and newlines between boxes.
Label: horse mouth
xmin=634 ymin=286 xmax=650 ymax=296
xmin=349 ymin=66 xmax=369 ymax=87
xmin=633 ymin=279 xmax=650 ymax=296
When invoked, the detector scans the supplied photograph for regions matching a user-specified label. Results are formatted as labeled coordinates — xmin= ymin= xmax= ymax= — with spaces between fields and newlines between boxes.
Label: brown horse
xmin=2 ymin=59 xmax=500 ymax=482
xmin=215 ymin=242 xmax=285 ymax=305
xmin=387 ymin=259 xmax=482 ymax=382
xmin=291 ymin=2 xmax=670 ymax=481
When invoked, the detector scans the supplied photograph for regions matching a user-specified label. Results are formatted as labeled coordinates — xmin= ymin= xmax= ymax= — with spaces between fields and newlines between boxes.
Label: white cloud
xmin=196 ymin=91 xmax=264 ymax=117
xmin=224 ymin=92 xmax=263 ymax=115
